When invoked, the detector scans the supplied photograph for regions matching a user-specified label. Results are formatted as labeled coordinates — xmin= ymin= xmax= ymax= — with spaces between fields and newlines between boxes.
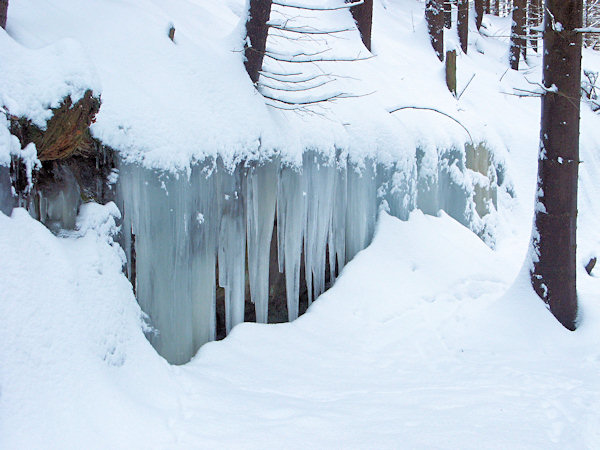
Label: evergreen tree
xmin=530 ymin=0 xmax=583 ymax=330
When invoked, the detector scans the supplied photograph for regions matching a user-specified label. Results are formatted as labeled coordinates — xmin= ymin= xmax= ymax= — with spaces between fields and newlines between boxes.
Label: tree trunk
xmin=446 ymin=49 xmax=457 ymax=95
xmin=484 ymin=0 xmax=491 ymax=14
xmin=444 ymin=0 xmax=454 ymax=28
xmin=494 ymin=0 xmax=500 ymax=16
xmin=509 ymin=0 xmax=526 ymax=69
xmin=458 ymin=0 xmax=469 ymax=53
xmin=350 ymin=0 xmax=374 ymax=51
xmin=475 ymin=0 xmax=485 ymax=29
xmin=244 ymin=0 xmax=273 ymax=84
xmin=0 ymin=0 xmax=8 ymax=30
xmin=426 ymin=0 xmax=445 ymax=61
xmin=530 ymin=0 xmax=583 ymax=330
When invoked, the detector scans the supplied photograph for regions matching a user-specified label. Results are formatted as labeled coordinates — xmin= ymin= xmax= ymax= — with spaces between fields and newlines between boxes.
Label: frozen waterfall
xmin=116 ymin=146 xmax=497 ymax=364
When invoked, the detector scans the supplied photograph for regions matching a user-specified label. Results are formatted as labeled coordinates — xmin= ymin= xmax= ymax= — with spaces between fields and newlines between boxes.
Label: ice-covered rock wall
xmin=117 ymin=145 xmax=497 ymax=365
xmin=0 ymin=165 xmax=14 ymax=215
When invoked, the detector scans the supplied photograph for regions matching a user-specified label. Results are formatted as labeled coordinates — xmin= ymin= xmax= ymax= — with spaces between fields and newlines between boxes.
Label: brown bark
xmin=444 ymin=0 xmax=455 ymax=28
xmin=509 ymin=0 xmax=526 ymax=69
xmin=530 ymin=0 xmax=583 ymax=330
xmin=457 ymin=0 xmax=469 ymax=53
xmin=349 ymin=0 xmax=373 ymax=51
xmin=244 ymin=0 xmax=273 ymax=84
xmin=426 ymin=0 xmax=445 ymax=61
xmin=0 ymin=0 xmax=8 ymax=29
xmin=475 ymin=0 xmax=485 ymax=29
xmin=446 ymin=50 xmax=457 ymax=95
xmin=494 ymin=0 xmax=500 ymax=16
xmin=484 ymin=0 xmax=491 ymax=14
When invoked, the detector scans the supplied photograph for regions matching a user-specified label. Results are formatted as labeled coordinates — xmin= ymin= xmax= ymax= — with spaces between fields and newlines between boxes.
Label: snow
xmin=2 ymin=202 xmax=600 ymax=448
xmin=1 ymin=0 xmax=600 ymax=447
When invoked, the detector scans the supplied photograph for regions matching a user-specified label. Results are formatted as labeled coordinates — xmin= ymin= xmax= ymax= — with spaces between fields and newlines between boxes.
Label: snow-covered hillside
xmin=1 ymin=0 xmax=600 ymax=447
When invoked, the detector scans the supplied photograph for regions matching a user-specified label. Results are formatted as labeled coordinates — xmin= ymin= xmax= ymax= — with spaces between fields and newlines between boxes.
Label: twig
xmin=458 ymin=73 xmax=476 ymax=100
xmin=388 ymin=106 xmax=474 ymax=146
xmin=272 ymin=0 xmax=364 ymax=11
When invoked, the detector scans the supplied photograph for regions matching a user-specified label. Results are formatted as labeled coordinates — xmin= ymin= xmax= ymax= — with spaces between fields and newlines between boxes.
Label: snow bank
xmin=2 ymin=205 xmax=599 ymax=448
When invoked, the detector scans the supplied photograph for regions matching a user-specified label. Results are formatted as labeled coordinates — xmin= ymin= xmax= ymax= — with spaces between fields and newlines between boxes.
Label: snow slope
xmin=1 ymin=204 xmax=599 ymax=448
xmin=5 ymin=0 xmax=600 ymax=173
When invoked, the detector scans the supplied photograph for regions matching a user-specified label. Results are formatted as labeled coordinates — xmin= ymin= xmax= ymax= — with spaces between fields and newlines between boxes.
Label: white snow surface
xmin=2 ymin=0 xmax=600 ymax=447
xmin=2 ymin=201 xmax=600 ymax=448
xmin=5 ymin=0 xmax=600 ymax=171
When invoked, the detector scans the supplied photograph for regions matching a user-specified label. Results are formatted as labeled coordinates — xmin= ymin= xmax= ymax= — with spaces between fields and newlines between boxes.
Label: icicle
xmin=189 ymin=164 xmax=220 ymax=351
xmin=345 ymin=159 xmax=377 ymax=263
xmin=303 ymin=151 xmax=335 ymax=304
xmin=246 ymin=160 xmax=278 ymax=323
xmin=329 ymin=161 xmax=347 ymax=282
xmin=416 ymin=145 xmax=440 ymax=216
xmin=277 ymin=164 xmax=305 ymax=321
xmin=376 ymin=160 xmax=417 ymax=221
xmin=218 ymin=165 xmax=246 ymax=333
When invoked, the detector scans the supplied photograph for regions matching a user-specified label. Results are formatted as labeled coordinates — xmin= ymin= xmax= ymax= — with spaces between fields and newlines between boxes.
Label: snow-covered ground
xmin=1 ymin=200 xmax=599 ymax=448
xmin=1 ymin=0 xmax=600 ymax=447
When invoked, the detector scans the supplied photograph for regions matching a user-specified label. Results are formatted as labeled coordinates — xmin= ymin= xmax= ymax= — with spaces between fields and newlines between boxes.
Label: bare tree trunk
xmin=509 ymin=0 xmax=526 ymax=69
xmin=0 ymin=0 xmax=8 ymax=30
xmin=494 ymin=0 xmax=500 ymax=15
xmin=530 ymin=0 xmax=583 ymax=330
xmin=446 ymin=49 xmax=457 ymax=95
xmin=458 ymin=0 xmax=469 ymax=53
xmin=349 ymin=0 xmax=373 ymax=51
xmin=244 ymin=0 xmax=273 ymax=84
xmin=444 ymin=0 xmax=454 ymax=28
xmin=426 ymin=0 xmax=445 ymax=61
xmin=484 ymin=0 xmax=491 ymax=14
xmin=475 ymin=0 xmax=485 ymax=29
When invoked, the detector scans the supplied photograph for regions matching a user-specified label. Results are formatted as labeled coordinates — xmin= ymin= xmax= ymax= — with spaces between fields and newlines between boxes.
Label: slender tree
xmin=509 ymin=0 xmax=526 ymax=69
xmin=244 ymin=0 xmax=273 ymax=84
xmin=0 ymin=0 xmax=8 ymax=29
xmin=457 ymin=0 xmax=469 ymax=53
xmin=426 ymin=0 xmax=445 ymax=60
xmin=349 ymin=0 xmax=373 ymax=51
xmin=445 ymin=0 xmax=454 ymax=28
xmin=475 ymin=0 xmax=485 ymax=30
xmin=530 ymin=0 xmax=583 ymax=330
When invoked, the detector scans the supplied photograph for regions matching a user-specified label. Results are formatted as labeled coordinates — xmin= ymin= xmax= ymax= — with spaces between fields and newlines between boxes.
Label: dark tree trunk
xmin=244 ymin=0 xmax=273 ymax=84
xmin=349 ymin=0 xmax=373 ymax=51
xmin=509 ymin=0 xmax=526 ymax=69
xmin=457 ymin=0 xmax=469 ymax=53
xmin=494 ymin=0 xmax=500 ymax=16
xmin=444 ymin=0 xmax=454 ymax=28
xmin=426 ymin=0 xmax=445 ymax=61
xmin=475 ymin=0 xmax=485 ymax=29
xmin=484 ymin=0 xmax=491 ymax=14
xmin=0 ymin=0 xmax=8 ymax=30
xmin=530 ymin=0 xmax=583 ymax=330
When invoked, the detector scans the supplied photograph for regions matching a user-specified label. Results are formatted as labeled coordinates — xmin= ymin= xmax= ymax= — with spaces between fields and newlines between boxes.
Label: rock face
xmin=5 ymin=91 xmax=114 ymax=231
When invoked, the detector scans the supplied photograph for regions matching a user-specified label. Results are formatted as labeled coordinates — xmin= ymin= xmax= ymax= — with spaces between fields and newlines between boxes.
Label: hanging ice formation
xmin=116 ymin=146 xmax=498 ymax=365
